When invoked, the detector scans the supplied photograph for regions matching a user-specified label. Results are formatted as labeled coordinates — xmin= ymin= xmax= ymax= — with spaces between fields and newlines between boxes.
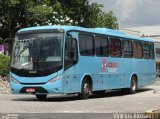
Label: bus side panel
xmin=63 ymin=56 xmax=110 ymax=93
xmin=77 ymin=57 xmax=106 ymax=91
xmin=63 ymin=65 xmax=81 ymax=94
xmin=122 ymin=58 xmax=134 ymax=88
xmin=139 ymin=59 xmax=156 ymax=87
xmin=62 ymin=53 xmax=156 ymax=94
xmin=106 ymin=57 xmax=130 ymax=89
xmin=92 ymin=58 xmax=109 ymax=91
xmin=133 ymin=59 xmax=156 ymax=88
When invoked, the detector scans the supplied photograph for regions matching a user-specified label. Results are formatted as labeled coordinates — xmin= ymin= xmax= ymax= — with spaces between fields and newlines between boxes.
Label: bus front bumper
xmin=10 ymin=79 xmax=64 ymax=95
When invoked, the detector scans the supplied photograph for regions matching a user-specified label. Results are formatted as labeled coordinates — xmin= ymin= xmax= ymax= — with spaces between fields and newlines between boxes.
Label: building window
xmin=156 ymin=48 xmax=160 ymax=58
xmin=133 ymin=41 xmax=143 ymax=58
xmin=143 ymin=42 xmax=150 ymax=59
xmin=122 ymin=40 xmax=133 ymax=58
xmin=79 ymin=34 xmax=94 ymax=56
xmin=95 ymin=36 xmax=108 ymax=57
xmin=109 ymin=38 xmax=122 ymax=57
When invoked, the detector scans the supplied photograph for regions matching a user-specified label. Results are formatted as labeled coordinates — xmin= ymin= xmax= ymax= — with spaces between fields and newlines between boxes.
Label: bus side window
xmin=122 ymin=39 xmax=133 ymax=58
xmin=143 ymin=42 xmax=150 ymax=59
xmin=150 ymin=43 xmax=155 ymax=59
xmin=65 ymin=38 xmax=78 ymax=69
xmin=109 ymin=37 xmax=122 ymax=57
xmin=95 ymin=36 xmax=108 ymax=57
xmin=133 ymin=41 xmax=143 ymax=59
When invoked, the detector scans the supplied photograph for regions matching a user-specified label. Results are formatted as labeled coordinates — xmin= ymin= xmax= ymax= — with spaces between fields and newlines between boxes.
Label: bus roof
xmin=18 ymin=25 xmax=154 ymax=42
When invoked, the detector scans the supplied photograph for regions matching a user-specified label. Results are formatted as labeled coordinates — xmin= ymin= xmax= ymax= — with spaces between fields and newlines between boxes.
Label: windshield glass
xmin=11 ymin=32 xmax=63 ymax=70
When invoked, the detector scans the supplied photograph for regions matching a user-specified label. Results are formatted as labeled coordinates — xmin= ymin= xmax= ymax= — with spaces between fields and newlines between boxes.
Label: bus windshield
xmin=11 ymin=32 xmax=63 ymax=71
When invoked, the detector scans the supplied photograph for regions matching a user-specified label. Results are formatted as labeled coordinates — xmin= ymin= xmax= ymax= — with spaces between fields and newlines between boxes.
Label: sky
xmin=90 ymin=0 xmax=160 ymax=28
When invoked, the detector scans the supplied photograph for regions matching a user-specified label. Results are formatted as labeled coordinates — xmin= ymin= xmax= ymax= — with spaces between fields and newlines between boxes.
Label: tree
xmin=0 ymin=0 xmax=119 ymax=39
xmin=0 ymin=0 xmax=18 ymax=38
xmin=83 ymin=3 xmax=119 ymax=29
xmin=0 ymin=0 xmax=54 ymax=39
xmin=96 ymin=11 xmax=119 ymax=29
xmin=81 ymin=2 xmax=103 ymax=28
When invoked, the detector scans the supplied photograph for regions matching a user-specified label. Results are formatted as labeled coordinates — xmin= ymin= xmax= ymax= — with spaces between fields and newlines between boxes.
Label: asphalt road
xmin=0 ymin=81 xmax=160 ymax=119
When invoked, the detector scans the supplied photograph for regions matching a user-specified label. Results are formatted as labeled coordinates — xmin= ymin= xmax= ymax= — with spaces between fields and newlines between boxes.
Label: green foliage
xmin=0 ymin=0 xmax=119 ymax=39
xmin=96 ymin=11 xmax=119 ymax=29
xmin=0 ymin=55 xmax=10 ymax=77
xmin=86 ymin=3 xmax=119 ymax=29
xmin=84 ymin=3 xmax=103 ymax=28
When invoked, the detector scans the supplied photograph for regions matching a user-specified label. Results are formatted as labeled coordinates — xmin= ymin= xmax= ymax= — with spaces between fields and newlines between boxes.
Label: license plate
xmin=26 ymin=88 xmax=35 ymax=93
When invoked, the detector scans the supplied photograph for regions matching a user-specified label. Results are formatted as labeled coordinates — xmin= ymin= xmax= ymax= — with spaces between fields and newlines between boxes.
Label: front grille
xmin=20 ymin=82 xmax=46 ymax=85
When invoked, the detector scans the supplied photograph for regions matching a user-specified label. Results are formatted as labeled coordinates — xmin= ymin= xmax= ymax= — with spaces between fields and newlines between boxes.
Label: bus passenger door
xmin=63 ymin=36 xmax=79 ymax=93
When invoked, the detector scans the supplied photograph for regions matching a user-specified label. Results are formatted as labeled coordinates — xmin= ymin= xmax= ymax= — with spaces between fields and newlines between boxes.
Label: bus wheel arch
xmin=79 ymin=75 xmax=93 ymax=99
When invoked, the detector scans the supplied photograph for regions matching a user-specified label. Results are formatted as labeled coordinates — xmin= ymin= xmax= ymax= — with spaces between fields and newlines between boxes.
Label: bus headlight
xmin=49 ymin=75 xmax=62 ymax=83
xmin=10 ymin=77 xmax=19 ymax=84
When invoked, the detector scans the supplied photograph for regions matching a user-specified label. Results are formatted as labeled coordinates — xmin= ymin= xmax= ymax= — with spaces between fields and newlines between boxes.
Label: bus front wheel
xmin=78 ymin=79 xmax=90 ymax=99
xmin=36 ymin=94 xmax=47 ymax=100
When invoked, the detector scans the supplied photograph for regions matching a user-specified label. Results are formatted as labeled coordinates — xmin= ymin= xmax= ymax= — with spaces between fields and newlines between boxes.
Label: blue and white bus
xmin=10 ymin=26 xmax=156 ymax=100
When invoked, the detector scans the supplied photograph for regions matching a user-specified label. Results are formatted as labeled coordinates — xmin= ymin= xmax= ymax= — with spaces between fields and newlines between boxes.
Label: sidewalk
xmin=156 ymin=77 xmax=160 ymax=81
xmin=146 ymin=109 xmax=160 ymax=113
xmin=152 ymin=78 xmax=160 ymax=92
xmin=0 ymin=77 xmax=10 ymax=94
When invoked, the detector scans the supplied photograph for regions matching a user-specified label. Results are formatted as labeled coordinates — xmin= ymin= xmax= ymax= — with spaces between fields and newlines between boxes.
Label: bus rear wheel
xmin=129 ymin=76 xmax=137 ymax=94
xmin=36 ymin=94 xmax=47 ymax=100
xmin=78 ymin=79 xmax=90 ymax=99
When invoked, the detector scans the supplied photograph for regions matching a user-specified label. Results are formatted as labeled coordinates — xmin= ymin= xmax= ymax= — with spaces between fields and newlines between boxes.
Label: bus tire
xmin=78 ymin=78 xmax=90 ymax=99
xmin=129 ymin=76 xmax=137 ymax=94
xmin=36 ymin=94 xmax=47 ymax=100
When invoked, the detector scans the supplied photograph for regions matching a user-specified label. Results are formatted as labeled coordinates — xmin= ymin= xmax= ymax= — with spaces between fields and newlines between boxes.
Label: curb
xmin=145 ymin=109 xmax=160 ymax=113
xmin=153 ymin=89 xmax=160 ymax=94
